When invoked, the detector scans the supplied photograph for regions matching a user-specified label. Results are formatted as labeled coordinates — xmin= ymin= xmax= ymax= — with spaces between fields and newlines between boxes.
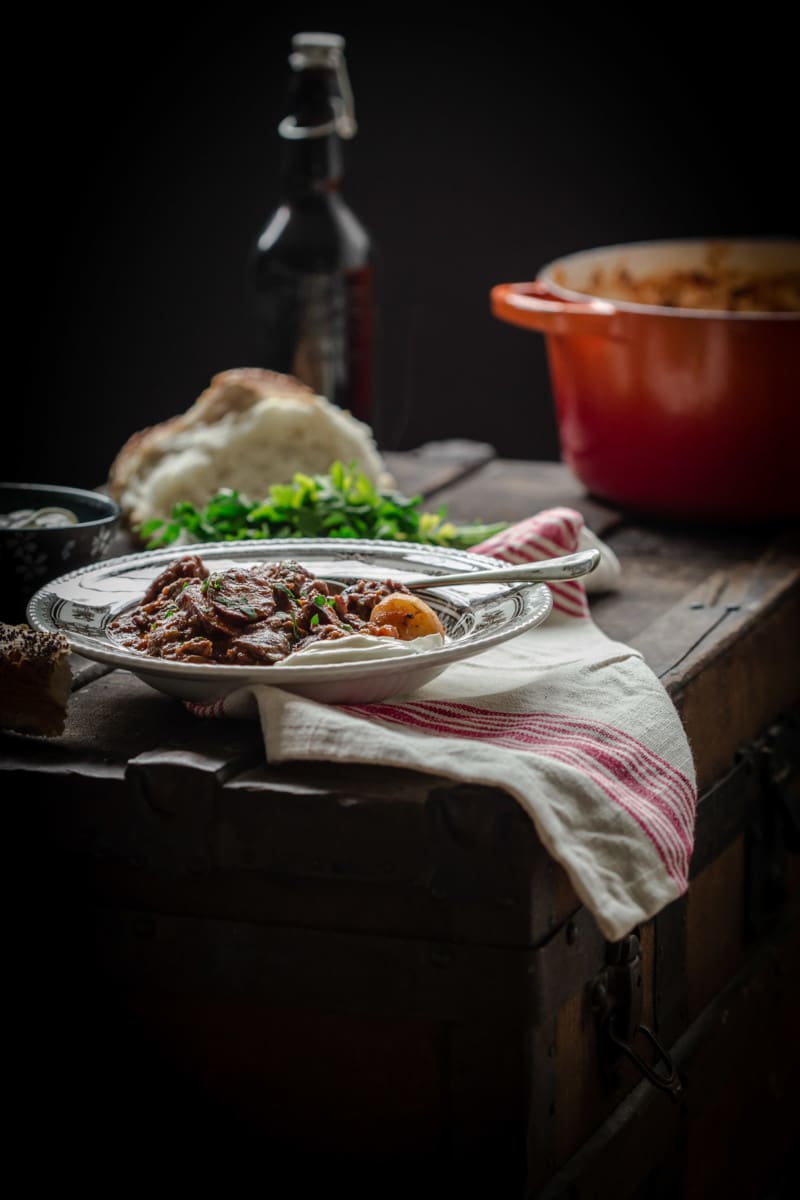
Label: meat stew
xmin=108 ymin=554 xmax=443 ymax=666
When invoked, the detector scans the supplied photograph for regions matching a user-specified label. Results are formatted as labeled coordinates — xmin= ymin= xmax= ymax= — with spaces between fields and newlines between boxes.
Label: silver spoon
xmin=326 ymin=547 xmax=601 ymax=590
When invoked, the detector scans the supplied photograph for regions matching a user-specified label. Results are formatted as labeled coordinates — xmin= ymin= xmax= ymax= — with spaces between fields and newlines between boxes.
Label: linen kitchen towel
xmin=188 ymin=508 xmax=697 ymax=942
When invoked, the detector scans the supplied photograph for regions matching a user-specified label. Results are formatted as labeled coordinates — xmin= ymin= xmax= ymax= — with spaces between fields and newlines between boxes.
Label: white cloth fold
xmin=188 ymin=507 xmax=696 ymax=942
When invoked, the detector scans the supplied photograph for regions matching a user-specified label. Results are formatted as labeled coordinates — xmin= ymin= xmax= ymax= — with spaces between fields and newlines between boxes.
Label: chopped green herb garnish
xmin=225 ymin=599 xmax=257 ymax=620
xmin=139 ymin=461 xmax=508 ymax=551
xmin=310 ymin=613 xmax=320 ymax=628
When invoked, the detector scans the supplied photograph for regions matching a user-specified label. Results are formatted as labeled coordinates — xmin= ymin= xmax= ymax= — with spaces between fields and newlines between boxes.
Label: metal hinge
xmin=590 ymin=931 xmax=684 ymax=1102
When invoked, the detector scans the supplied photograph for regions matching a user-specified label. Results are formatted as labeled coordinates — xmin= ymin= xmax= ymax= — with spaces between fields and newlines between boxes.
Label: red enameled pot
xmin=491 ymin=238 xmax=800 ymax=521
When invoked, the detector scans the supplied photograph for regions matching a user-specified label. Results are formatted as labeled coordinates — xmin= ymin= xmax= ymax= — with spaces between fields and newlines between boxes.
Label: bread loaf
xmin=108 ymin=368 xmax=392 ymax=538
xmin=0 ymin=624 xmax=72 ymax=736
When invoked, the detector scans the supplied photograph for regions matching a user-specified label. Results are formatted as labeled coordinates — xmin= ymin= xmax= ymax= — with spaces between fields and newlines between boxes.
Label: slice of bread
xmin=0 ymin=623 xmax=72 ymax=736
xmin=108 ymin=368 xmax=392 ymax=537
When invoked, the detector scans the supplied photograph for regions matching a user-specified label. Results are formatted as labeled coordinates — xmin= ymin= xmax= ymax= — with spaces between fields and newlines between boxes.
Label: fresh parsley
xmin=139 ymin=461 xmax=507 ymax=551
xmin=221 ymin=599 xmax=257 ymax=619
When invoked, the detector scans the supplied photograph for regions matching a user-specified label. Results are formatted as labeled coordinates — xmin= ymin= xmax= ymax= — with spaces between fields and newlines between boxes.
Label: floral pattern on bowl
xmin=1 ymin=483 xmax=121 ymax=624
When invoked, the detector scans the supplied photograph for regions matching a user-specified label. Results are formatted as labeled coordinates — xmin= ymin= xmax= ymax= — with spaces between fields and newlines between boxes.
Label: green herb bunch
xmin=139 ymin=461 xmax=507 ymax=551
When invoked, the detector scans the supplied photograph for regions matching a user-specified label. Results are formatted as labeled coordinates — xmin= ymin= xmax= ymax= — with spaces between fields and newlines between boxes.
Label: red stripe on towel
xmin=341 ymin=700 xmax=695 ymax=885
xmin=473 ymin=509 xmax=590 ymax=618
xmin=186 ymin=696 xmax=227 ymax=719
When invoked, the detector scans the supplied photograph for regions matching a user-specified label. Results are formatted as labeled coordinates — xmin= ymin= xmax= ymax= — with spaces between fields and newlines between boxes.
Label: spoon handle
xmin=400 ymin=547 xmax=601 ymax=588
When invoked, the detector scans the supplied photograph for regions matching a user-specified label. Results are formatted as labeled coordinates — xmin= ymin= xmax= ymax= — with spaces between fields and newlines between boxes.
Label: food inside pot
xmin=564 ymin=260 xmax=800 ymax=312
xmin=108 ymin=554 xmax=445 ymax=665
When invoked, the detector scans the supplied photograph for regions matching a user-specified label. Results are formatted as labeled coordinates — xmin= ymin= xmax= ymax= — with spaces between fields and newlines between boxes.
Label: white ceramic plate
xmin=26 ymin=539 xmax=553 ymax=704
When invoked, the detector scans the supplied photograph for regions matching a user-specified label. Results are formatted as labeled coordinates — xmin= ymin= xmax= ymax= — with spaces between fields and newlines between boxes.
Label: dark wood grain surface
xmin=4 ymin=440 xmax=799 ymax=896
xmin=4 ymin=443 xmax=799 ymax=1195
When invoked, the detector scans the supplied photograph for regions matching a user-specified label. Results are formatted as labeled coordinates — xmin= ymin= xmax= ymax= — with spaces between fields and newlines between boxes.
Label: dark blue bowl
xmin=1 ymin=483 xmax=121 ymax=625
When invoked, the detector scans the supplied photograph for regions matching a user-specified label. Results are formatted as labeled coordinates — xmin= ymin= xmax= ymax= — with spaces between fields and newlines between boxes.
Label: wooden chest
xmin=4 ymin=444 xmax=799 ymax=1197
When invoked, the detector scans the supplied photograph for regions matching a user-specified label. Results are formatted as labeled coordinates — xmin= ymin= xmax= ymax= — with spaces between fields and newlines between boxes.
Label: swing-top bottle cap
xmin=290 ymin=33 xmax=347 ymax=73
xmin=291 ymin=32 xmax=345 ymax=53
xmin=284 ymin=31 xmax=357 ymax=140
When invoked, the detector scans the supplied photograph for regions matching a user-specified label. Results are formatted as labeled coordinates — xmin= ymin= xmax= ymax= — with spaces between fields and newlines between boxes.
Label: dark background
xmin=7 ymin=12 xmax=795 ymax=488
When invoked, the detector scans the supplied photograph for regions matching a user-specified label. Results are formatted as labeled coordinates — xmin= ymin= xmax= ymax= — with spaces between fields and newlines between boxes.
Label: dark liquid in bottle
xmin=251 ymin=197 xmax=373 ymax=423
xmin=248 ymin=36 xmax=375 ymax=427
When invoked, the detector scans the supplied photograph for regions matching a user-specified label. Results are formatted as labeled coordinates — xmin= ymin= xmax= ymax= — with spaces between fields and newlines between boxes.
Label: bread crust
xmin=108 ymin=369 xmax=315 ymax=497
xmin=0 ymin=623 xmax=72 ymax=736
xmin=107 ymin=368 xmax=391 ymax=537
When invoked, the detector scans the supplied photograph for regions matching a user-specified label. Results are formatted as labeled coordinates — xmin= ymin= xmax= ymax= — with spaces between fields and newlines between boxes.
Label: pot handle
xmin=491 ymin=281 xmax=618 ymax=335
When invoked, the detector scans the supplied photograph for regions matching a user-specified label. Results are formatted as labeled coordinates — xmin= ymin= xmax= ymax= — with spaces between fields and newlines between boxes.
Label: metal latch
xmin=591 ymin=931 xmax=684 ymax=1102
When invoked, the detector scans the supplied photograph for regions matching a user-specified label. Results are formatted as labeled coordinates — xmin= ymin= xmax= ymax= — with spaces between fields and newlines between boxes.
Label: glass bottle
xmin=247 ymin=32 xmax=375 ymax=427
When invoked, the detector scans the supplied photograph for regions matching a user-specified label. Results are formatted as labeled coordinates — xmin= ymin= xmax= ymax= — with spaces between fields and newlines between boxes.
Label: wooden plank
xmin=618 ymin=533 xmax=800 ymax=790
xmin=630 ymin=530 xmax=800 ymax=682
xmin=686 ymin=838 xmax=747 ymax=1020
xmin=56 ymin=903 xmax=540 ymax=1023
xmin=669 ymin=584 xmax=800 ymax=793
xmin=3 ymin=743 xmax=574 ymax=950
xmin=590 ymin=521 xmax=772 ymax=651
xmin=383 ymin=438 xmax=497 ymax=499
xmin=690 ymin=754 xmax=760 ymax=877
xmin=653 ymin=895 xmax=689 ymax=1046
xmin=525 ymin=1015 xmax=560 ymax=1189
xmin=444 ymin=1019 xmax=528 ymax=1186
xmin=4 ymin=654 xmax=584 ymax=945
xmin=426 ymin=458 xmax=622 ymax=537
xmin=125 ymin=999 xmax=449 ymax=1162
xmin=533 ymin=923 xmax=659 ymax=1184
xmin=423 ymin=782 xmax=577 ymax=945
xmin=1 ymin=666 xmax=263 ymax=771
